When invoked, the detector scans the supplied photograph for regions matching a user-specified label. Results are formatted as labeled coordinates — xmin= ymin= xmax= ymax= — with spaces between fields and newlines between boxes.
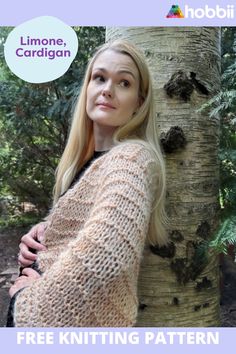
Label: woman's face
xmin=86 ymin=50 xmax=140 ymax=128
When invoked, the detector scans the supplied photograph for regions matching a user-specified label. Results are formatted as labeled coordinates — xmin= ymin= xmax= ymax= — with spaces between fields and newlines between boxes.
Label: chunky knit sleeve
xmin=13 ymin=144 xmax=159 ymax=327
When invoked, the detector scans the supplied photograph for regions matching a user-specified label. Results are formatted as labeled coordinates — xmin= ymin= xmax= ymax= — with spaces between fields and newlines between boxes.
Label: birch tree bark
xmin=106 ymin=27 xmax=221 ymax=326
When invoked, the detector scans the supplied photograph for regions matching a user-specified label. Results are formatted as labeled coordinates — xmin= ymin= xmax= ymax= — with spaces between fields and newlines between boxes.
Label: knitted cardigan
xmin=13 ymin=142 xmax=159 ymax=327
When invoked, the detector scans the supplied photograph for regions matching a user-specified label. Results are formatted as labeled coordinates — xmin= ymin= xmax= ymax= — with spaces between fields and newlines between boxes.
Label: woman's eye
xmin=93 ymin=74 xmax=105 ymax=82
xmin=120 ymin=80 xmax=130 ymax=88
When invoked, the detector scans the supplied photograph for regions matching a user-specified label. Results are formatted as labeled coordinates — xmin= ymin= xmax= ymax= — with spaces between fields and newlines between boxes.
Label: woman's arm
xmin=13 ymin=146 xmax=158 ymax=327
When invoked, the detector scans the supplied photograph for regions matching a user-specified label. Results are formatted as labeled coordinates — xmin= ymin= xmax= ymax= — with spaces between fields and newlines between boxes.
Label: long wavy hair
xmin=53 ymin=39 xmax=169 ymax=246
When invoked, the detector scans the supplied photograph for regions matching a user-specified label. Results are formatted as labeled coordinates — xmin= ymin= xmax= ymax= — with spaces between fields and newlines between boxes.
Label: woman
xmin=9 ymin=39 xmax=168 ymax=327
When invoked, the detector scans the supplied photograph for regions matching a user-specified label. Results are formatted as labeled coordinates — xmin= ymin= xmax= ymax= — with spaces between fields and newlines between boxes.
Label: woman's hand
xmin=9 ymin=268 xmax=41 ymax=298
xmin=18 ymin=222 xmax=47 ymax=267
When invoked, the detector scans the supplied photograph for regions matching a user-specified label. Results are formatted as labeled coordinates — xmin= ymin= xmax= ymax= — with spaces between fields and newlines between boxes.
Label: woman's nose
xmin=102 ymin=81 xmax=113 ymax=98
xmin=102 ymin=89 xmax=111 ymax=98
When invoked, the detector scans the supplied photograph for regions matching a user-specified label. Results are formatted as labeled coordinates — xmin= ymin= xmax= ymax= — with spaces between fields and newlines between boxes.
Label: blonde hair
xmin=53 ymin=39 xmax=169 ymax=246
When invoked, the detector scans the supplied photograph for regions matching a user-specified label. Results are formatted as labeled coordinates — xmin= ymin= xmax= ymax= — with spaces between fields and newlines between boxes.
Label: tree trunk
xmin=106 ymin=27 xmax=221 ymax=326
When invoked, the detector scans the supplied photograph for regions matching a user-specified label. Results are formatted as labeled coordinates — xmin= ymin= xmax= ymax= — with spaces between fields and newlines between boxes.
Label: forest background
xmin=0 ymin=27 xmax=235 ymax=252
xmin=0 ymin=27 xmax=235 ymax=326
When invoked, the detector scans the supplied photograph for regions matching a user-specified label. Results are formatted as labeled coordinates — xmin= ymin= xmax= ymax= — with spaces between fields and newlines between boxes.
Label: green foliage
xmin=0 ymin=27 xmax=105 ymax=217
xmin=198 ymin=28 xmax=236 ymax=253
xmin=0 ymin=211 xmax=41 ymax=229
xmin=209 ymin=216 xmax=236 ymax=254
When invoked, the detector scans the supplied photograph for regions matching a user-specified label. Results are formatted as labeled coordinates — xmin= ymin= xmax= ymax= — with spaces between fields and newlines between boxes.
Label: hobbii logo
xmin=185 ymin=4 xmax=234 ymax=19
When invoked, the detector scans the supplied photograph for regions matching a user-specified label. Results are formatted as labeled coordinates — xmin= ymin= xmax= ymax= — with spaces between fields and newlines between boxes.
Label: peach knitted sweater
xmin=14 ymin=142 xmax=159 ymax=327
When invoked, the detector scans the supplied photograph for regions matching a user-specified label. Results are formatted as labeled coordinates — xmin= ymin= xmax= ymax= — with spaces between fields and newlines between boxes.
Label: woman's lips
xmin=96 ymin=102 xmax=116 ymax=109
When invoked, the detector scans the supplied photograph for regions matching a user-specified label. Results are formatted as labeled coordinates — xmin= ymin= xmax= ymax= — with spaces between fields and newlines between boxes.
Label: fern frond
xmin=209 ymin=216 xmax=236 ymax=254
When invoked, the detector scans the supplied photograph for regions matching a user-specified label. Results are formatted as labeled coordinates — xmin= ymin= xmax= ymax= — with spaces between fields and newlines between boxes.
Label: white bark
xmin=106 ymin=27 xmax=221 ymax=326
